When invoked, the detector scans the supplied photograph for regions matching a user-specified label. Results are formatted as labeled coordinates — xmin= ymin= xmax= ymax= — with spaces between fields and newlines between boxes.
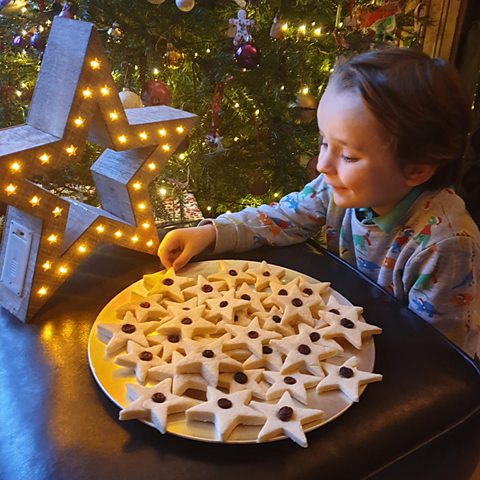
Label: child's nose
xmin=316 ymin=151 xmax=335 ymax=174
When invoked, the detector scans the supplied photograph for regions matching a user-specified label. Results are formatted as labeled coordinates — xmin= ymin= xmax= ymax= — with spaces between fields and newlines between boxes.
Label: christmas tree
xmin=0 ymin=0 xmax=422 ymax=226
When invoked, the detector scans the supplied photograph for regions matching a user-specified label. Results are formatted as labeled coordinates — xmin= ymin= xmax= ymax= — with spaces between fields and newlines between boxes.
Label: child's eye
xmin=341 ymin=154 xmax=358 ymax=163
xmin=319 ymin=142 xmax=328 ymax=149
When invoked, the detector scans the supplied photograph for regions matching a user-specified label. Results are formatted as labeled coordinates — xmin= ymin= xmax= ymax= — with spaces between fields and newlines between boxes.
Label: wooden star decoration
xmin=0 ymin=17 xmax=197 ymax=322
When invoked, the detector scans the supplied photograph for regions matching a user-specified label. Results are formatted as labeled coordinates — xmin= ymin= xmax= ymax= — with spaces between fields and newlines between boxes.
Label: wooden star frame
xmin=0 ymin=17 xmax=198 ymax=322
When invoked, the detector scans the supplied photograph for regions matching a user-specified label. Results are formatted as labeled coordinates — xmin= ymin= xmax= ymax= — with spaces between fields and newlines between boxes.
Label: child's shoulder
xmin=405 ymin=188 xmax=480 ymax=247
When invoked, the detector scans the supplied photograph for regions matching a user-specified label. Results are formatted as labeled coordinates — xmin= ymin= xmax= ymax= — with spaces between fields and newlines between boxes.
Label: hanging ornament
xmin=0 ymin=0 xmax=27 ymax=16
xmin=234 ymin=42 xmax=261 ymax=70
xmin=269 ymin=14 xmax=284 ymax=40
xmin=205 ymin=77 xmax=232 ymax=153
xmin=141 ymin=80 xmax=172 ymax=106
xmin=29 ymin=27 xmax=47 ymax=52
xmin=107 ymin=22 xmax=123 ymax=41
xmin=175 ymin=0 xmax=195 ymax=12
xmin=166 ymin=42 xmax=183 ymax=68
xmin=147 ymin=0 xmax=166 ymax=4
xmin=12 ymin=33 xmax=28 ymax=49
xmin=229 ymin=9 xmax=255 ymax=46
xmin=119 ymin=87 xmax=143 ymax=109
xmin=58 ymin=1 xmax=73 ymax=18
xmin=296 ymin=89 xmax=318 ymax=110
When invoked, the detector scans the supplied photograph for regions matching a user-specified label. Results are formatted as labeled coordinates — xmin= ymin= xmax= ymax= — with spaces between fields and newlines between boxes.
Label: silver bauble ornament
xmin=175 ymin=0 xmax=195 ymax=12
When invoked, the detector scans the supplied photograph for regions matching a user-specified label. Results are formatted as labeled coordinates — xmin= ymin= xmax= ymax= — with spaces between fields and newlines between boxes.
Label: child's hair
xmin=329 ymin=47 xmax=470 ymax=189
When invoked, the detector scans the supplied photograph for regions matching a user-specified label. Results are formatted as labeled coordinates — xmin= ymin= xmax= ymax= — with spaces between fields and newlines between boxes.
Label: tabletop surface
xmin=0 ymin=241 xmax=479 ymax=480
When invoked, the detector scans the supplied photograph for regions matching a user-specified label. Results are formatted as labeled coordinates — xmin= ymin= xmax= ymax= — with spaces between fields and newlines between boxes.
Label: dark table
xmin=1 ymin=241 xmax=479 ymax=480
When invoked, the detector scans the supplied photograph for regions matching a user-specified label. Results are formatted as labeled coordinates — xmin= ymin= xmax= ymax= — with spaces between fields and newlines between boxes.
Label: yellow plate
xmin=88 ymin=259 xmax=376 ymax=443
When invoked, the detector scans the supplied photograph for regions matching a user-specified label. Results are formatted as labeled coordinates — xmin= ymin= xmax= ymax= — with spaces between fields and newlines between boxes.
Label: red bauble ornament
xmin=234 ymin=42 xmax=261 ymax=70
xmin=249 ymin=170 xmax=270 ymax=195
xmin=141 ymin=80 xmax=172 ymax=106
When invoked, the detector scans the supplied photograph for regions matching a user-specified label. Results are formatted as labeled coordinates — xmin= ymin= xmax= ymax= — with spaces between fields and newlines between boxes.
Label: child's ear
xmin=404 ymin=163 xmax=437 ymax=187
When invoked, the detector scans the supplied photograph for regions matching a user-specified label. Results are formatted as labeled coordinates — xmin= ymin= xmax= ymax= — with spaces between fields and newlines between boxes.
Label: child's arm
xmin=405 ymin=236 xmax=479 ymax=358
xmin=158 ymin=224 xmax=216 ymax=270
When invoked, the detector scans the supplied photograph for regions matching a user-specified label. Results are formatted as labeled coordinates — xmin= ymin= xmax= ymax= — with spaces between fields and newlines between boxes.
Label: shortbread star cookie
xmin=223 ymin=317 xmax=282 ymax=359
xmin=164 ymin=297 xmax=199 ymax=316
xmin=97 ymin=312 xmax=160 ymax=356
xmin=265 ymin=282 xmax=318 ymax=328
xmin=175 ymin=336 xmax=242 ymax=386
xmin=271 ymin=327 xmax=342 ymax=376
xmin=254 ymin=306 xmax=295 ymax=337
xmin=263 ymin=370 xmax=320 ymax=405
xmin=155 ymin=305 xmax=217 ymax=339
xmin=245 ymin=260 xmax=286 ymax=291
xmin=148 ymin=351 xmax=209 ymax=395
xmin=316 ymin=356 xmax=383 ymax=402
xmin=147 ymin=331 xmax=188 ymax=361
xmin=251 ymin=391 xmax=324 ymax=448
xmin=186 ymin=386 xmax=265 ymax=441
xmin=114 ymin=341 xmax=164 ymax=384
xmin=145 ymin=267 xmax=195 ymax=302
xmin=205 ymin=289 xmax=250 ymax=324
xmin=218 ymin=369 xmax=267 ymax=400
xmin=235 ymin=282 xmax=268 ymax=314
xmin=243 ymin=343 xmax=284 ymax=371
xmin=321 ymin=301 xmax=381 ymax=349
xmin=182 ymin=275 xmax=226 ymax=305
xmin=119 ymin=378 xmax=197 ymax=433
xmin=207 ymin=260 xmax=254 ymax=289
xmin=116 ymin=292 xmax=170 ymax=323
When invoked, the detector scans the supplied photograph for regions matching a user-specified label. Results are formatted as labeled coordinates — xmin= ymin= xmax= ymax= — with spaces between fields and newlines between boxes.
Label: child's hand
xmin=157 ymin=224 xmax=216 ymax=271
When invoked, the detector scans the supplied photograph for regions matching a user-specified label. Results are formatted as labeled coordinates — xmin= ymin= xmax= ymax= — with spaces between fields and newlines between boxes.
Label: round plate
xmin=88 ymin=259 xmax=376 ymax=444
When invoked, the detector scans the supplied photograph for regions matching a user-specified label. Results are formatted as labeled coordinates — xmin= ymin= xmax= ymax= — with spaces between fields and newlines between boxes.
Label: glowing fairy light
xmin=158 ymin=128 xmax=167 ymax=137
xmin=90 ymin=59 xmax=101 ymax=69
xmin=162 ymin=144 xmax=171 ymax=152
xmin=78 ymin=244 xmax=87 ymax=253
xmin=10 ymin=162 xmax=21 ymax=172
xmin=58 ymin=265 xmax=68 ymax=275
xmin=176 ymin=126 xmax=184 ymax=134
xmin=132 ymin=181 xmax=142 ymax=190
xmin=137 ymin=202 xmax=146 ymax=211
xmin=118 ymin=135 xmax=127 ymax=144
xmin=74 ymin=117 xmax=85 ymax=127
xmin=42 ymin=261 xmax=52 ymax=271
xmin=52 ymin=206 xmax=63 ymax=217
xmin=39 ymin=153 xmax=50 ymax=164
xmin=38 ymin=286 xmax=48 ymax=296
xmin=47 ymin=234 xmax=57 ymax=243
xmin=96 ymin=225 xmax=105 ymax=233
xmin=139 ymin=131 xmax=148 ymax=141
xmin=66 ymin=145 xmax=77 ymax=156
xmin=148 ymin=162 xmax=157 ymax=171
xmin=109 ymin=111 xmax=119 ymax=121
xmin=314 ymin=27 xmax=322 ymax=36
xmin=100 ymin=86 xmax=110 ymax=96
xmin=114 ymin=230 xmax=123 ymax=238
xmin=142 ymin=222 xmax=150 ymax=229
xmin=131 ymin=235 xmax=139 ymax=243
xmin=146 ymin=240 xmax=154 ymax=247
xmin=298 ymin=24 xmax=307 ymax=34
xmin=30 ymin=196 xmax=41 ymax=207
xmin=5 ymin=184 xmax=17 ymax=195
xmin=302 ymin=86 xmax=309 ymax=95
xmin=82 ymin=88 xmax=93 ymax=98
xmin=281 ymin=23 xmax=288 ymax=31
xmin=159 ymin=188 xmax=167 ymax=196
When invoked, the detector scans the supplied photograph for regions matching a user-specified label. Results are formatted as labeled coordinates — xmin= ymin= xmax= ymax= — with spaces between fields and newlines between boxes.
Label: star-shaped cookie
xmin=251 ymin=391 xmax=324 ymax=448
xmin=218 ymin=369 xmax=267 ymax=399
xmin=234 ymin=282 xmax=268 ymax=313
xmin=254 ymin=306 xmax=296 ymax=337
xmin=245 ymin=260 xmax=286 ymax=291
xmin=205 ymin=289 xmax=250 ymax=324
xmin=263 ymin=370 xmax=320 ymax=405
xmin=119 ymin=378 xmax=197 ymax=433
xmin=97 ymin=311 xmax=160 ymax=356
xmin=182 ymin=274 xmax=226 ymax=305
xmin=207 ymin=260 xmax=254 ymax=289
xmin=223 ymin=317 xmax=282 ymax=359
xmin=148 ymin=351 xmax=209 ymax=395
xmin=114 ymin=341 xmax=164 ymax=384
xmin=116 ymin=292 xmax=170 ymax=323
xmin=155 ymin=304 xmax=217 ymax=339
xmin=185 ymin=386 xmax=265 ymax=441
xmin=316 ymin=356 xmax=383 ymax=402
xmin=271 ymin=327 xmax=342 ymax=376
xmin=175 ymin=336 xmax=242 ymax=386
xmin=144 ymin=267 xmax=195 ymax=302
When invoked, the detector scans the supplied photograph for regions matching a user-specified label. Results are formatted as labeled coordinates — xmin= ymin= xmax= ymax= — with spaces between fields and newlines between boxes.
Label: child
xmin=158 ymin=47 xmax=480 ymax=359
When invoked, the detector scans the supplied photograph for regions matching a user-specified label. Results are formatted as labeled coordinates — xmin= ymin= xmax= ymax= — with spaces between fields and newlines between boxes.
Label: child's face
xmin=316 ymin=84 xmax=413 ymax=216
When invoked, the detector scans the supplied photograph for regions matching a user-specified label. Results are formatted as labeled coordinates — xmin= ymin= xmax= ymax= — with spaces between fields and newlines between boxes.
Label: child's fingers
xmin=172 ymin=246 xmax=194 ymax=271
